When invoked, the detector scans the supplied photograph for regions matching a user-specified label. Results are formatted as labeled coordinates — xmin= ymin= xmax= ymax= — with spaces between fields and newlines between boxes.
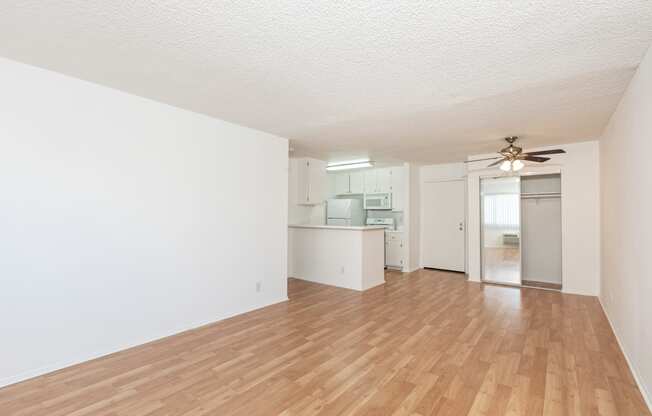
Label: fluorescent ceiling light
xmin=326 ymin=160 xmax=373 ymax=171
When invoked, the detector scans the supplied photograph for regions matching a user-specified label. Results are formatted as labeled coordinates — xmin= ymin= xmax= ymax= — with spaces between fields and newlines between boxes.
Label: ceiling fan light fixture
xmin=480 ymin=136 xmax=565 ymax=171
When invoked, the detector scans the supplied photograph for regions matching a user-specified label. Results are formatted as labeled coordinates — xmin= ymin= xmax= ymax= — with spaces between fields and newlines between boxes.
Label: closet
xmin=481 ymin=173 xmax=562 ymax=290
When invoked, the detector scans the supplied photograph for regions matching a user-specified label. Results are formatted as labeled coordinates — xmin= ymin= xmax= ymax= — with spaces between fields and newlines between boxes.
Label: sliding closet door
xmin=481 ymin=177 xmax=521 ymax=285
xmin=521 ymin=174 xmax=562 ymax=289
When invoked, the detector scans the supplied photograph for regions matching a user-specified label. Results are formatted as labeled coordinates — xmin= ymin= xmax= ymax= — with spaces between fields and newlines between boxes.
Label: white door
xmin=421 ymin=180 xmax=466 ymax=272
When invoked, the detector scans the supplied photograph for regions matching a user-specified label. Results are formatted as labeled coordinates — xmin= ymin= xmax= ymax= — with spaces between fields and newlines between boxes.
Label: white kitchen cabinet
xmin=362 ymin=166 xmax=405 ymax=210
xmin=349 ymin=171 xmax=364 ymax=194
xmin=334 ymin=173 xmax=350 ymax=195
xmin=296 ymin=158 xmax=327 ymax=205
xmin=364 ymin=170 xmax=378 ymax=193
xmin=330 ymin=171 xmax=365 ymax=196
xmin=364 ymin=168 xmax=395 ymax=194
xmin=385 ymin=232 xmax=404 ymax=269
xmin=366 ymin=168 xmax=392 ymax=193
xmin=376 ymin=168 xmax=392 ymax=193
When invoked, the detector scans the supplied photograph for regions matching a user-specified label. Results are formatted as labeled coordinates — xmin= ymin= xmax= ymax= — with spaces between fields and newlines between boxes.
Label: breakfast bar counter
xmin=288 ymin=224 xmax=385 ymax=291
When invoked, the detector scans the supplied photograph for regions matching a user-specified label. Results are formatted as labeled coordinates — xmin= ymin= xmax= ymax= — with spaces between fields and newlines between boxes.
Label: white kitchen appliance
xmin=365 ymin=217 xmax=395 ymax=230
xmin=364 ymin=192 xmax=392 ymax=210
xmin=326 ymin=199 xmax=365 ymax=226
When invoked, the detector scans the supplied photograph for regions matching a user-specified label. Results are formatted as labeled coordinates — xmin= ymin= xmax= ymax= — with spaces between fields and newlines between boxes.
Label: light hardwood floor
xmin=1 ymin=269 xmax=649 ymax=415
xmin=483 ymin=247 xmax=521 ymax=286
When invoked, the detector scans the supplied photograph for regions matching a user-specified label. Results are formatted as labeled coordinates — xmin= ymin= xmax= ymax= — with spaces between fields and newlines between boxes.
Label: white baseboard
xmin=0 ymin=296 xmax=289 ymax=389
xmin=598 ymin=297 xmax=651 ymax=412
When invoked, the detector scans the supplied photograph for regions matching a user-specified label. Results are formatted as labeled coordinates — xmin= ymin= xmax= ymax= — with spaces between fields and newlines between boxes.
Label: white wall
xmin=406 ymin=164 xmax=421 ymax=271
xmin=600 ymin=46 xmax=652 ymax=408
xmin=0 ymin=57 xmax=289 ymax=387
xmin=467 ymin=141 xmax=601 ymax=296
xmin=421 ymin=163 xmax=467 ymax=183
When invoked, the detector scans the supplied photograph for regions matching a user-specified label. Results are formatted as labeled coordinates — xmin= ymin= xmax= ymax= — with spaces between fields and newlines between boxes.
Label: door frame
xmin=419 ymin=178 xmax=467 ymax=273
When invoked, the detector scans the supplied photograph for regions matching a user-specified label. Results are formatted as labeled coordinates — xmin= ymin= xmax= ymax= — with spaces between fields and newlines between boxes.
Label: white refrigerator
xmin=326 ymin=199 xmax=365 ymax=226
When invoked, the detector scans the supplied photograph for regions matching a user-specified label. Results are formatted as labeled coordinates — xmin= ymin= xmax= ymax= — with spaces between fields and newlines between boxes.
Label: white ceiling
xmin=1 ymin=1 xmax=651 ymax=163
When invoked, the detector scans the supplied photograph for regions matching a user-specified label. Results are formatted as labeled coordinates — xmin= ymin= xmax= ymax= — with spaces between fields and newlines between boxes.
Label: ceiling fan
xmin=466 ymin=136 xmax=566 ymax=172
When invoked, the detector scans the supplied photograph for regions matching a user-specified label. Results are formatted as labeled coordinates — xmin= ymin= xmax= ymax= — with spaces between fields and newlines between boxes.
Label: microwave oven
xmin=364 ymin=193 xmax=392 ymax=210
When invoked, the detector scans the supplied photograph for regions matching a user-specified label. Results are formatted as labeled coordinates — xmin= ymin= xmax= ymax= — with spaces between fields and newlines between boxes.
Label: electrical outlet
xmin=256 ymin=281 xmax=262 ymax=292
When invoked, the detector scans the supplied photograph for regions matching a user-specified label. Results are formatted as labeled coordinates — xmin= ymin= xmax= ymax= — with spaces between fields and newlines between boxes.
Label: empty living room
xmin=1 ymin=2 xmax=651 ymax=415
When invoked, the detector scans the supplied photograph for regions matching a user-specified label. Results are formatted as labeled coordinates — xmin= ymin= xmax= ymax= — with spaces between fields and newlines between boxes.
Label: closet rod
xmin=521 ymin=193 xmax=561 ymax=199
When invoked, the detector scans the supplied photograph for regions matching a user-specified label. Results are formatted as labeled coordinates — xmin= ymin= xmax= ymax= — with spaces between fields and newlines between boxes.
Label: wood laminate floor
xmin=482 ymin=247 xmax=521 ymax=286
xmin=1 ymin=269 xmax=649 ymax=415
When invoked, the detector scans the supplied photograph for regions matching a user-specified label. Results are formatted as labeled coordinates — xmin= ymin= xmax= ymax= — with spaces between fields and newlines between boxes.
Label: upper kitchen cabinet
xmin=376 ymin=168 xmax=392 ymax=193
xmin=364 ymin=168 xmax=387 ymax=193
xmin=296 ymin=158 xmax=327 ymax=205
xmin=364 ymin=166 xmax=403 ymax=192
xmin=330 ymin=165 xmax=405 ymax=210
xmin=349 ymin=171 xmax=364 ymax=194
xmin=334 ymin=173 xmax=349 ymax=195
xmin=329 ymin=171 xmax=365 ymax=196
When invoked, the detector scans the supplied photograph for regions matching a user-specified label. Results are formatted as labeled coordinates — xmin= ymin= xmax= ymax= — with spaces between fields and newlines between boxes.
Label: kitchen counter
xmin=287 ymin=225 xmax=385 ymax=291
xmin=288 ymin=224 xmax=386 ymax=231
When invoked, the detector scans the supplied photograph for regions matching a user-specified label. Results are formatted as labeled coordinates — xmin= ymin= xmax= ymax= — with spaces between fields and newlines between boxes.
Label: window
xmin=483 ymin=194 xmax=519 ymax=227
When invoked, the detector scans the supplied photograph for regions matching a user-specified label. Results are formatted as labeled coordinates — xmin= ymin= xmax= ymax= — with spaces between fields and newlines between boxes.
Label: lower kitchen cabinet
xmin=385 ymin=232 xmax=404 ymax=269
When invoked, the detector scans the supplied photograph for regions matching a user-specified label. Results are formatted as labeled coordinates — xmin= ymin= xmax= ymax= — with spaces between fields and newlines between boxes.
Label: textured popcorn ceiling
xmin=1 ymin=1 xmax=651 ymax=163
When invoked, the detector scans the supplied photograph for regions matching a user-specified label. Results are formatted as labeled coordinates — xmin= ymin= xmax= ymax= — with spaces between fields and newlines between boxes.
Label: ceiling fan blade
xmin=464 ymin=156 xmax=501 ymax=163
xmin=487 ymin=158 xmax=506 ymax=167
xmin=523 ymin=149 xmax=566 ymax=156
xmin=521 ymin=156 xmax=550 ymax=162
